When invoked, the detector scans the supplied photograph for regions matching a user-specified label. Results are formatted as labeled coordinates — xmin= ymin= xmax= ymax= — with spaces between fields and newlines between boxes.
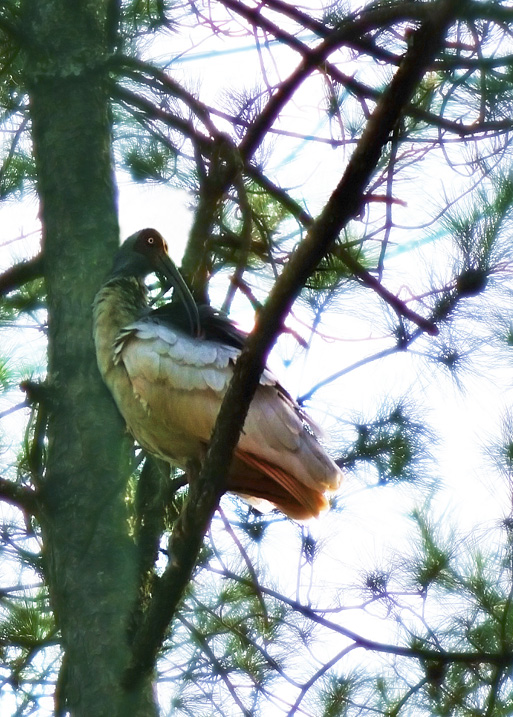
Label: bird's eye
xmin=147 ymin=236 xmax=155 ymax=245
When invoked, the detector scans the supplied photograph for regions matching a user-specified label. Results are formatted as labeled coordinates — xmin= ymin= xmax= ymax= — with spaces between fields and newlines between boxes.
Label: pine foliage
xmin=1 ymin=0 xmax=513 ymax=714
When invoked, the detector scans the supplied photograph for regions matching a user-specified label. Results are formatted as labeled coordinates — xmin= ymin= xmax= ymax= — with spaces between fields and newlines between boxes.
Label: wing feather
xmin=230 ymin=451 xmax=330 ymax=519
xmin=239 ymin=385 xmax=341 ymax=492
xmin=111 ymin=317 xmax=341 ymax=516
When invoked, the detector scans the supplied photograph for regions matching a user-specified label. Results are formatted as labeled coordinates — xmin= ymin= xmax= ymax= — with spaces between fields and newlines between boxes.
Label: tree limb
xmin=0 ymin=254 xmax=44 ymax=295
xmin=119 ymin=72 xmax=439 ymax=334
xmin=0 ymin=477 xmax=38 ymax=514
xmin=124 ymin=0 xmax=461 ymax=687
xmin=224 ymin=0 xmax=512 ymax=141
xmin=212 ymin=567 xmax=513 ymax=668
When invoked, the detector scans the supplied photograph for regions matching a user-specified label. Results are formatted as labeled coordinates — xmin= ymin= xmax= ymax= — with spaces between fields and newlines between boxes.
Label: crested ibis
xmin=93 ymin=228 xmax=342 ymax=519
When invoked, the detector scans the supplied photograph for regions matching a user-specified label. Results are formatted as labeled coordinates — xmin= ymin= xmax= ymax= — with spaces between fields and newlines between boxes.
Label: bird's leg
xmin=168 ymin=458 xmax=204 ymax=538
xmin=166 ymin=457 xmax=208 ymax=564
xmin=185 ymin=457 xmax=202 ymax=488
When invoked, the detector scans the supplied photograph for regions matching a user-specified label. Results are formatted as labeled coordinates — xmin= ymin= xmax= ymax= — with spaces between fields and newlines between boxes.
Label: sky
xmin=1 ymin=0 xmax=510 ymax=597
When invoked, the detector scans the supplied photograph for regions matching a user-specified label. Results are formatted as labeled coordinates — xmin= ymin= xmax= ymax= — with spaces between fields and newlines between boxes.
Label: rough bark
xmin=20 ymin=2 xmax=156 ymax=715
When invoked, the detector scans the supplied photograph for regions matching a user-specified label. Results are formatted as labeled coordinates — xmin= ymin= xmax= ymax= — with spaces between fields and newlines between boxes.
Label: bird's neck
xmin=93 ymin=276 xmax=147 ymax=377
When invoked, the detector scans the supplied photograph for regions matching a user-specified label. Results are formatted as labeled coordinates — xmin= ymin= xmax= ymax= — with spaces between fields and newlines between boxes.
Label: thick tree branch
xmin=0 ymin=477 xmax=38 ymax=514
xmin=125 ymin=0 xmax=462 ymax=687
xmin=0 ymin=254 xmax=44 ymax=295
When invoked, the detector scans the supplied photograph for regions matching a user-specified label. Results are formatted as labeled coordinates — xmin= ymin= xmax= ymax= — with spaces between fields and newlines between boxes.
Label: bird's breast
xmin=94 ymin=297 xmax=240 ymax=465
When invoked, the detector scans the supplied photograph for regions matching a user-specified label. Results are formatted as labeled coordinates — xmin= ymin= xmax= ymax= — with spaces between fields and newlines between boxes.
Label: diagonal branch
xmin=117 ymin=62 xmax=438 ymax=334
xmin=117 ymin=57 xmax=220 ymax=137
xmin=124 ymin=0 xmax=463 ymax=688
xmin=224 ymin=0 xmax=511 ymax=140
xmin=112 ymin=84 xmax=212 ymax=153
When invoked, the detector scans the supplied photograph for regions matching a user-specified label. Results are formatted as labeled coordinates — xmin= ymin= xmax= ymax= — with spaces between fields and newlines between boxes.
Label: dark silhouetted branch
xmin=124 ymin=0 xmax=459 ymax=688
xmin=0 ymin=477 xmax=37 ymax=514
xmin=0 ymin=254 xmax=43 ymax=295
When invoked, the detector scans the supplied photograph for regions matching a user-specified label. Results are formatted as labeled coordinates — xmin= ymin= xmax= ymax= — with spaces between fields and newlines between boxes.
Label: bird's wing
xmin=115 ymin=318 xmax=277 ymax=395
xmin=151 ymin=302 xmax=247 ymax=349
xmin=113 ymin=319 xmax=247 ymax=456
xmin=115 ymin=319 xmax=238 ymax=387
xmin=113 ymin=319 xmax=341 ymax=515
xmin=237 ymin=386 xmax=341 ymax=493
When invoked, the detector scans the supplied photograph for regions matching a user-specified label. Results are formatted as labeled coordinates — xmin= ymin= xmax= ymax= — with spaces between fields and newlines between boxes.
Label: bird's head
xmin=111 ymin=228 xmax=200 ymax=335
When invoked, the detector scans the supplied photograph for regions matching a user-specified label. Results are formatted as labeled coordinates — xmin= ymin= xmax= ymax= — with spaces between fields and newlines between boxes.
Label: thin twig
xmin=212 ymin=566 xmax=513 ymax=667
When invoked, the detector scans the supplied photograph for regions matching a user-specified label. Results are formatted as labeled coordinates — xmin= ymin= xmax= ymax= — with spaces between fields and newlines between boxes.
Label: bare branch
xmin=178 ymin=614 xmax=253 ymax=717
xmin=223 ymin=0 xmax=513 ymax=140
xmin=119 ymin=82 xmax=439 ymax=333
xmin=287 ymin=645 xmax=359 ymax=716
xmin=297 ymin=345 xmax=401 ymax=406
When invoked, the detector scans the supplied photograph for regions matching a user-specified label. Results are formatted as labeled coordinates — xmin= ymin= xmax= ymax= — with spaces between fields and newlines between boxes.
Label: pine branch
xmin=288 ymin=645 xmax=358 ymax=715
xmin=117 ymin=57 xmax=219 ymax=136
xmin=212 ymin=566 xmax=513 ymax=669
xmin=0 ymin=477 xmax=37 ymax=514
xmin=112 ymin=85 xmax=212 ymax=153
xmin=224 ymin=0 xmax=513 ymax=141
xmin=124 ymin=0 xmax=461 ymax=689
xmin=0 ymin=254 xmax=44 ymax=295
xmin=178 ymin=614 xmax=253 ymax=717
xmin=121 ymin=79 xmax=438 ymax=333
xmin=225 ymin=0 xmax=435 ymax=158
xmin=244 ymin=169 xmax=439 ymax=334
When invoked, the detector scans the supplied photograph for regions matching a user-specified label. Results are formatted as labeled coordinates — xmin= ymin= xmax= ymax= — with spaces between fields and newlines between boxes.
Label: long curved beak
xmin=155 ymin=253 xmax=201 ymax=336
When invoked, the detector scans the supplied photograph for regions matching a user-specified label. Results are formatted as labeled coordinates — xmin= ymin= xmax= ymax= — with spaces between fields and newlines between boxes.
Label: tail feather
xmin=228 ymin=450 xmax=330 ymax=519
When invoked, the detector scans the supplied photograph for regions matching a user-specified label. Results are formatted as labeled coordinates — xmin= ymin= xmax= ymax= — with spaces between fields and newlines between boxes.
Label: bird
xmin=93 ymin=228 xmax=342 ymax=519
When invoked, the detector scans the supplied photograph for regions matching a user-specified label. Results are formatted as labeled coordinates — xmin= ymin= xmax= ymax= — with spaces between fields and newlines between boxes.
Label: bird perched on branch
xmin=93 ymin=228 xmax=342 ymax=519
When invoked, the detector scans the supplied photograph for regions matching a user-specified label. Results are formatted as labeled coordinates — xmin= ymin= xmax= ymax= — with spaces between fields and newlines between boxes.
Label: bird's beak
xmin=155 ymin=253 xmax=201 ymax=336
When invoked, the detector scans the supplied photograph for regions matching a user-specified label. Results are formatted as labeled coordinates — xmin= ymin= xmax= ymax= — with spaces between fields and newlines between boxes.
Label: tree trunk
xmin=21 ymin=2 xmax=157 ymax=714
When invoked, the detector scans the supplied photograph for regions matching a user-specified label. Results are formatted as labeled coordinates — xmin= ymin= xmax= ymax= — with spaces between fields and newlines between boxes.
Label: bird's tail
xmin=228 ymin=450 xmax=331 ymax=520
